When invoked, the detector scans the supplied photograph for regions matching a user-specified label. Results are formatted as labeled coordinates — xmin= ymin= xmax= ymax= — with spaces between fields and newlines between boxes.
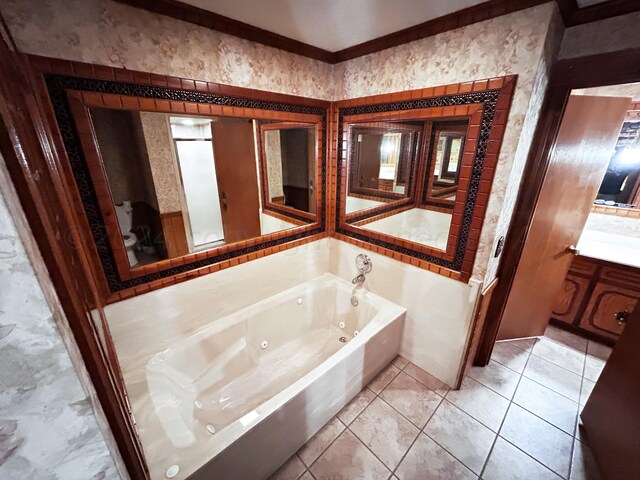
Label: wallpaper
xmin=138 ymin=112 xmax=182 ymax=214
xmin=264 ymin=129 xmax=285 ymax=200
xmin=559 ymin=11 xmax=640 ymax=59
xmin=0 ymin=0 xmax=337 ymax=100
xmin=0 ymin=159 xmax=119 ymax=479
xmin=335 ymin=2 xmax=563 ymax=283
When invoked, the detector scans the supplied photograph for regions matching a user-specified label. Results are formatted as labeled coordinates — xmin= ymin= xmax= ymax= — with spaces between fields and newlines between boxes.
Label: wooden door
xmin=307 ymin=128 xmax=316 ymax=214
xmin=498 ymin=95 xmax=630 ymax=340
xmin=582 ymin=306 xmax=640 ymax=479
xmin=210 ymin=120 xmax=261 ymax=244
xmin=357 ymin=133 xmax=383 ymax=189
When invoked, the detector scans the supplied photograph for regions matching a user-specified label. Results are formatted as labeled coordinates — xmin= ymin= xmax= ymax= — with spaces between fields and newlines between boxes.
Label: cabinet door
xmin=581 ymin=282 xmax=638 ymax=340
xmin=551 ymin=274 xmax=591 ymax=325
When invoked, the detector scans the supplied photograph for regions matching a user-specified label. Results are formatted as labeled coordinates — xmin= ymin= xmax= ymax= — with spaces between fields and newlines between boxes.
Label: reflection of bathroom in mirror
xmin=345 ymin=123 xmax=421 ymax=214
xmin=259 ymin=122 xmax=317 ymax=216
xmin=89 ymin=107 xmax=317 ymax=268
xmin=594 ymin=120 xmax=640 ymax=208
xmin=344 ymin=118 xmax=471 ymax=251
xmin=425 ymin=122 xmax=467 ymax=206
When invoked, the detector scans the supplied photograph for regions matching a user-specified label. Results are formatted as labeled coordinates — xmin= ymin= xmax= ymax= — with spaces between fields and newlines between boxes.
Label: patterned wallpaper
xmin=0 ymin=0 xmax=564 ymax=284
xmin=0 ymin=0 xmax=337 ymax=100
xmin=335 ymin=3 xmax=563 ymax=283
xmin=559 ymin=11 xmax=640 ymax=59
xmin=264 ymin=129 xmax=284 ymax=200
xmin=138 ymin=112 xmax=183 ymax=214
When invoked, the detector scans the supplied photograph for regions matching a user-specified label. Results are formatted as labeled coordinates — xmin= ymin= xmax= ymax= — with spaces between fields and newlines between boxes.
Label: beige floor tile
xmin=444 ymin=376 xmax=509 ymax=432
xmin=424 ymin=401 xmax=495 ymax=474
xmin=532 ymin=338 xmax=586 ymax=376
xmin=544 ymin=325 xmax=587 ymax=353
xmin=380 ymin=371 xmax=443 ymax=428
xmin=500 ymin=404 xmax=573 ymax=478
xmin=395 ymin=433 xmax=476 ymax=480
xmin=350 ymin=397 xmax=419 ymax=470
xmin=298 ymin=472 xmax=313 ymax=480
xmin=483 ymin=437 xmax=561 ymax=480
xmin=491 ymin=342 xmax=530 ymax=373
xmin=269 ymin=455 xmax=306 ymax=480
xmin=337 ymin=387 xmax=376 ymax=426
xmin=403 ymin=362 xmax=449 ymax=396
xmin=310 ymin=429 xmax=390 ymax=480
xmin=468 ymin=360 xmax=520 ymax=399
xmin=368 ymin=363 xmax=401 ymax=394
xmin=586 ymin=341 xmax=612 ymax=362
xmin=392 ymin=355 xmax=409 ymax=369
xmin=506 ymin=337 xmax=538 ymax=352
xmin=583 ymin=356 xmax=606 ymax=383
xmin=580 ymin=379 xmax=595 ymax=407
xmin=513 ymin=376 xmax=578 ymax=434
xmin=571 ymin=439 xmax=602 ymax=480
xmin=523 ymin=355 xmax=582 ymax=402
xmin=298 ymin=417 xmax=345 ymax=467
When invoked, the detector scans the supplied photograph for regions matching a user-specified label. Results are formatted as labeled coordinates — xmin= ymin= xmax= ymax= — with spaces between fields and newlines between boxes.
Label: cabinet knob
xmin=614 ymin=310 xmax=631 ymax=326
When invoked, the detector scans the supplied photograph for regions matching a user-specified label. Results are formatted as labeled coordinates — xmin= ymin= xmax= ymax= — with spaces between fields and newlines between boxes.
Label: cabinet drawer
xmin=551 ymin=274 xmax=591 ymax=325
xmin=580 ymin=282 xmax=639 ymax=340
xmin=569 ymin=256 xmax=598 ymax=276
xmin=600 ymin=266 xmax=640 ymax=290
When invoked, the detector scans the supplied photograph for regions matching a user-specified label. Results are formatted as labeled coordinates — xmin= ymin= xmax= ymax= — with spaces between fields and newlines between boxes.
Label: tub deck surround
xmin=107 ymin=270 xmax=405 ymax=479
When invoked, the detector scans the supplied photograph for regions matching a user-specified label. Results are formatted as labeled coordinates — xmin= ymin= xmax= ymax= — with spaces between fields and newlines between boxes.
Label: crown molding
xmin=115 ymin=0 xmax=640 ymax=64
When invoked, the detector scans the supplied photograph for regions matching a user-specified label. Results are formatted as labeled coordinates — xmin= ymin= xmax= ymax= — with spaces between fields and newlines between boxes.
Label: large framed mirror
xmin=43 ymin=72 xmax=326 ymax=296
xmin=335 ymin=77 xmax=517 ymax=281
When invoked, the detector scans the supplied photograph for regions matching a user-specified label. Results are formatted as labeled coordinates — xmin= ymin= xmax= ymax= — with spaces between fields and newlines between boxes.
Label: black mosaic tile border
xmin=45 ymin=74 xmax=327 ymax=292
xmin=336 ymin=91 xmax=498 ymax=271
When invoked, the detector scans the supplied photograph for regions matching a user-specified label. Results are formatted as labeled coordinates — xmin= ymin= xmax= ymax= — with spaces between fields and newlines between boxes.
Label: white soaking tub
xmin=143 ymin=273 xmax=405 ymax=480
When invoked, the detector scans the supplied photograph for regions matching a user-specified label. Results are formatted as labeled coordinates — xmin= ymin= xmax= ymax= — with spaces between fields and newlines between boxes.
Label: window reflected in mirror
xmin=344 ymin=118 xmax=470 ymax=251
xmin=89 ymin=108 xmax=317 ymax=268
xmin=595 ymin=120 xmax=640 ymax=209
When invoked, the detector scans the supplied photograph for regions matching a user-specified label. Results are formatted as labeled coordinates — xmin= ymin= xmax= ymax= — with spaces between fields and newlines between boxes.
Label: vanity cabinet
xmin=551 ymin=256 xmax=640 ymax=343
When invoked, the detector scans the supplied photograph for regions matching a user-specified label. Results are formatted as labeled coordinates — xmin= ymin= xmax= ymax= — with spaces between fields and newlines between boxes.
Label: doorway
xmin=474 ymin=48 xmax=640 ymax=480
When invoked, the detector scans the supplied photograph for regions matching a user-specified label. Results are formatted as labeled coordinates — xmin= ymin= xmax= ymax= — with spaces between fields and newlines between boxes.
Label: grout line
xmin=478 ymin=339 xmax=534 ymax=478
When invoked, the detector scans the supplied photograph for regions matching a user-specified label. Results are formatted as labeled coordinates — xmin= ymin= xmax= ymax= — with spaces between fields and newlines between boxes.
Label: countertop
xmin=577 ymin=229 xmax=640 ymax=269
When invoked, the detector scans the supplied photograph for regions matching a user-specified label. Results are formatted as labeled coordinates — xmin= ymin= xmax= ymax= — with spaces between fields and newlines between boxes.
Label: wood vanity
xmin=551 ymin=254 xmax=639 ymax=345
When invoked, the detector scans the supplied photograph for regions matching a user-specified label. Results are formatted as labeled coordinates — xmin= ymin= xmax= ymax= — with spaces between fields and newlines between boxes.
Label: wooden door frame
xmin=475 ymin=47 xmax=640 ymax=365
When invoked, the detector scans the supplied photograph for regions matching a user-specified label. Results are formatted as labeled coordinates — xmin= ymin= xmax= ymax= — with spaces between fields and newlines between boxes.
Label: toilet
xmin=114 ymin=201 xmax=139 ymax=266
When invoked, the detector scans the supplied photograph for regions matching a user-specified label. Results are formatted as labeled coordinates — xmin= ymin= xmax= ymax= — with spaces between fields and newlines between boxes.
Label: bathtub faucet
xmin=352 ymin=254 xmax=373 ymax=285
xmin=352 ymin=273 xmax=366 ymax=284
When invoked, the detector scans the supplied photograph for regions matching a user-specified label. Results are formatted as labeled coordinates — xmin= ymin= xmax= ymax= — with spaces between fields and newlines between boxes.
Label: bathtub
xmin=142 ymin=273 xmax=405 ymax=480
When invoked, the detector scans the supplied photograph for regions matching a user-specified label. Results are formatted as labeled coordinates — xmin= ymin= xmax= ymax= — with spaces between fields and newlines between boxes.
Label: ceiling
xmin=178 ymin=0 xmax=489 ymax=52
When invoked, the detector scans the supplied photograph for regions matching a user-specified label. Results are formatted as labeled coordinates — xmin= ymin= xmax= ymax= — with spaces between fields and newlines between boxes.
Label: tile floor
xmin=270 ymin=325 xmax=610 ymax=480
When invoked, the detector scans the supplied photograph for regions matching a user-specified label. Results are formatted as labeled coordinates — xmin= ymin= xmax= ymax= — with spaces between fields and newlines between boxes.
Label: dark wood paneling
xmin=0 ymin=43 xmax=149 ymax=480
xmin=160 ymin=211 xmax=189 ymax=258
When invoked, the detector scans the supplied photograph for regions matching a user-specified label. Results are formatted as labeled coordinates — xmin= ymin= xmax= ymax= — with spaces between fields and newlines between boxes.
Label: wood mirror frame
xmin=333 ymin=76 xmax=517 ymax=282
xmin=347 ymin=122 xmax=422 ymax=201
xmin=257 ymin=121 xmax=319 ymax=223
xmin=29 ymin=56 xmax=328 ymax=302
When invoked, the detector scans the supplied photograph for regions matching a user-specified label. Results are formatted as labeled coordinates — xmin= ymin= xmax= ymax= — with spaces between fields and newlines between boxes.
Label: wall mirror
xmin=594 ymin=119 xmax=640 ymax=209
xmin=335 ymin=76 xmax=516 ymax=281
xmin=42 ymin=71 xmax=326 ymax=296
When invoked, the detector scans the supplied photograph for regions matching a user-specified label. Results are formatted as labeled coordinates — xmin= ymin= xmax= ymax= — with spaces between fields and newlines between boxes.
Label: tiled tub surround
xmin=107 ymin=269 xmax=405 ymax=479
xmin=271 ymin=325 xmax=606 ymax=480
